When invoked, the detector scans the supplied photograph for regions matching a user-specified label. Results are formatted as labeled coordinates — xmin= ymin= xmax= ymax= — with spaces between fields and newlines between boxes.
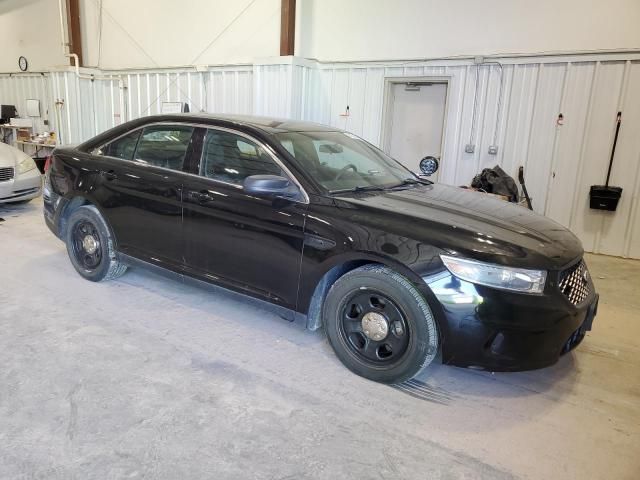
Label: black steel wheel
xmin=339 ymin=290 xmax=411 ymax=365
xmin=64 ymin=205 xmax=127 ymax=282
xmin=71 ymin=220 xmax=103 ymax=271
xmin=324 ymin=264 xmax=439 ymax=384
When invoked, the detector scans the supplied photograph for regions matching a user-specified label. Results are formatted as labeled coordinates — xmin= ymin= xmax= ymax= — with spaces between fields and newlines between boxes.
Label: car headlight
xmin=16 ymin=156 xmax=37 ymax=175
xmin=440 ymin=254 xmax=547 ymax=294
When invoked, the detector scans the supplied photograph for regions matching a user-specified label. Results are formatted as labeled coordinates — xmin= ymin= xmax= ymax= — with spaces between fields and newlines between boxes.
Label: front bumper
xmin=0 ymin=167 xmax=42 ymax=203
xmin=424 ymin=270 xmax=598 ymax=371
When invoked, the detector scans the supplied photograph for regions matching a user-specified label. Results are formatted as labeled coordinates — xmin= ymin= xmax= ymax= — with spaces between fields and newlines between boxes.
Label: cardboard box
xmin=16 ymin=129 xmax=31 ymax=141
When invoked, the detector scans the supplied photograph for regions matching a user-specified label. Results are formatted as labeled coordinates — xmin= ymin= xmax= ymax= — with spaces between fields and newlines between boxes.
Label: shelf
xmin=16 ymin=141 xmax=57 ymax=148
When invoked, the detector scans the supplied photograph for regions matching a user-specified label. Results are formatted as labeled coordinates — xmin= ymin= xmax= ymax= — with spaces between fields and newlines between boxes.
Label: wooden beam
xmin=280 ymin=0 xmax=296 ymax=56
xmin=66 ymin=0 xmax=83 ymax=66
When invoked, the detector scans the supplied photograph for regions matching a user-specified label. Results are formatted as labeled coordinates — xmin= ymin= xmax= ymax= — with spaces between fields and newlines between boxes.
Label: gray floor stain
xmin=393 ymin=379 xmax=454 ymax=405
xmin=66 ymin=382 xmax=81 ymax=441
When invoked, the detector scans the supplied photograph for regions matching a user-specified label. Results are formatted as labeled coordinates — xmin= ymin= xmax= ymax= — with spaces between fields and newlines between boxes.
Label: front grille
xmin=559 ymin=260 xmax=591 ymax=305
xmin=0 ymin=167 xmax=14 ymax=182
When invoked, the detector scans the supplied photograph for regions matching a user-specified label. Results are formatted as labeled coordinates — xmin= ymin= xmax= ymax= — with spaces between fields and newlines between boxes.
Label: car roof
xmin=76 ymin=113 xmax=343 ymax=153
xmin=167 ymin=113 xmax=341 ymax=134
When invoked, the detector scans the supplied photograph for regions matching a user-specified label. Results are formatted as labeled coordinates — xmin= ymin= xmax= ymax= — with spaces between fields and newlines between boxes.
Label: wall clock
xmin=18 ymin=56 xmax=28 ymax=72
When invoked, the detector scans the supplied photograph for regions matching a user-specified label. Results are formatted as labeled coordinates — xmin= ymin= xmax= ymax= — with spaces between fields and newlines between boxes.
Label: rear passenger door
xmin=94 ymin=124 xmax=197 ymax=268
xmin=182 ymin=127 xmax=307 ymax=309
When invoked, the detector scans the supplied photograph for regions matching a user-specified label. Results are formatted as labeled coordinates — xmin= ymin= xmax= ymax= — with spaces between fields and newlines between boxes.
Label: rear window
xmin=134 ymin=126 xmax=194 ymax=171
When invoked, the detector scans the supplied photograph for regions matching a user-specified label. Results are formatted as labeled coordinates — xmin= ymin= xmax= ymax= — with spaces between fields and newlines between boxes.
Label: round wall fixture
xmin=18 ymin=56 xmax=28 ymax=72
xmin=419 ymin=156 xmax=439 ymax=176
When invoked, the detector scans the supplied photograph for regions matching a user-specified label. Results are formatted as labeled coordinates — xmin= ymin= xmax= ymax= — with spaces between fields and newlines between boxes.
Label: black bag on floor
xmin=471 ymin=165 xmax=519 ymax=203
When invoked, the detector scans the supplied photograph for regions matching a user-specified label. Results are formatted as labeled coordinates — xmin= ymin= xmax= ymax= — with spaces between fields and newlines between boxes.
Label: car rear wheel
xmin=65 ymin=205 xmax=127 ymax=282
xmin=323 ymin=264 xmax=439 ymax=384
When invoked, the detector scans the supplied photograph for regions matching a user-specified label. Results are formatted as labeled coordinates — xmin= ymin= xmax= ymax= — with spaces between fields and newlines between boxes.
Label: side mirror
xmin=419 ymin=156 xmax=439 ymax=176
xmin=243 ymin=174 xmax=298 ymax=198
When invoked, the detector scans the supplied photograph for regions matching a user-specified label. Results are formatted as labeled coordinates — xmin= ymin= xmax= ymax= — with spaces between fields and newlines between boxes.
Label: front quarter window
xmin=200 ymin=129 xmax=282 ymax=185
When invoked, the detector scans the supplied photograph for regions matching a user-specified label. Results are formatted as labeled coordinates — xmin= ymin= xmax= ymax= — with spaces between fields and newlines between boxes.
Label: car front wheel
xmin=323 ymin=264 xmax=439 ymax=384
xmin=65 ymin=205 xmax=127 ymax=282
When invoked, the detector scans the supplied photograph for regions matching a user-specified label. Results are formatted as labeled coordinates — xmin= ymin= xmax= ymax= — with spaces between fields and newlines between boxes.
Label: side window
xmin=97 ymin=130 xmax=141 ymax=160
xmin=200 ymin=129 xmax=282 ymax=185
xmin=134 ymin=125 xmax=194 ymax=171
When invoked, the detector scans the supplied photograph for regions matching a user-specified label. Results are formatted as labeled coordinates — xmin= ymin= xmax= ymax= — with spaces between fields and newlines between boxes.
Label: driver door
xmin=182 ymin=127 xmax=308 ymax=309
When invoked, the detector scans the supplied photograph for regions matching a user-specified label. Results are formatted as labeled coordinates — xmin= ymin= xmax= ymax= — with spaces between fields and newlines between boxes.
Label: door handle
xmin=191 ymin=190 xmax=214 ymax=204
xmin=102 ymin=170 xmax=117 ymax=181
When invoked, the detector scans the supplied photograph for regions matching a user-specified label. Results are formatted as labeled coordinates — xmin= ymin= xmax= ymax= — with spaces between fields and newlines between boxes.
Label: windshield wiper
xmin=387 ymin=178 xmax=432 ymax=190
xmin=329 ymin=185 xmax=388 ymax=194
xmin=330 ymin=178 xmax=431 ymax=195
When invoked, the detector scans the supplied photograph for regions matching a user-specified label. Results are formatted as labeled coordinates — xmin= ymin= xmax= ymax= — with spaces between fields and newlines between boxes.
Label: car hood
xmin=0 ymin=141 xmax=33 ymax=168
xmin=334 ymin=183 xmax=583 ymax=271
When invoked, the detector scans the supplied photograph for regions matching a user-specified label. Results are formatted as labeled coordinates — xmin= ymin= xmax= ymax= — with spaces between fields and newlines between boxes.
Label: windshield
xmin=273 ymin=131 xmax=417 ymax=193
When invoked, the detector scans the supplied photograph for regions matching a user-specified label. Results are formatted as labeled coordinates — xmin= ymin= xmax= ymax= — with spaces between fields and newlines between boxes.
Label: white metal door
xmin=387 ymin=82 xmax=447 ymax=181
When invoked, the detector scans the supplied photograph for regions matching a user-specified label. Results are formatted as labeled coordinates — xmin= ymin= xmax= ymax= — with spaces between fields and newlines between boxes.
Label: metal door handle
xmin=192 ymin=190 xmax=214 ymax=203
xmin=103 ymin=170 xmax=117 ymax=181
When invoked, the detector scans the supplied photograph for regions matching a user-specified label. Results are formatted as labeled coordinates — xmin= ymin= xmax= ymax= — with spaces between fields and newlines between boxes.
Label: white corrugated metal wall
xmin=2 ymin=54 xmax=640 ymax=258
xmin=46 ymin=66 xmax=254 ymax=144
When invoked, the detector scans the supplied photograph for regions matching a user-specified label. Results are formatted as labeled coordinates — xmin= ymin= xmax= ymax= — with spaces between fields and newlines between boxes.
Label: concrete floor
xmin=1 ymin=198 xmax=639 ymax=480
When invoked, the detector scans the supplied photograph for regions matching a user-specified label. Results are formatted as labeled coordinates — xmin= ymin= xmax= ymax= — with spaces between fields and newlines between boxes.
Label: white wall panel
xmin=499 ymin=65 xmax=539 ymax=195
xmin=49 ymin=72 xmax=120 ymax=144
xmin=545 ymin=63 xmax=595 ymax=227
xmin=254 ymin=64 xmax=290 ymax=118
xmin=344 ymin=68 xmax=367 ymax=138
xmin=360 ymin=68 xmax=385 ymax=145
xmin=328 ymin=69 xmax=350 ymax=130
xmin=522 ymin=63 xmax=566 ymax=214
xmin=437 ymin=66 xmax=467 ymax=185
xmin=454 ymin=65 xmax=487 ymax=186
xmin=622 ymin=63 xmax=640 ymax=258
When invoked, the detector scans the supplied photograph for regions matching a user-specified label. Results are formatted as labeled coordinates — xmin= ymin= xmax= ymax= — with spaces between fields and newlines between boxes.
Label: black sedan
xmin=43 ymin=114 xmax=598 ymax=384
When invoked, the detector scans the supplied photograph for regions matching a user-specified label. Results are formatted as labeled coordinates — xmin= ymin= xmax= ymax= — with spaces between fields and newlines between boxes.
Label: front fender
xmin=299 ymin=249 xmax=448 ymax=339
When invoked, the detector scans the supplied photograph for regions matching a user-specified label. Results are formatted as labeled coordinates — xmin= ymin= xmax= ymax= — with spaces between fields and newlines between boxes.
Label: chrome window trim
xmin=91 ymin=121 xmax=309 ymax=204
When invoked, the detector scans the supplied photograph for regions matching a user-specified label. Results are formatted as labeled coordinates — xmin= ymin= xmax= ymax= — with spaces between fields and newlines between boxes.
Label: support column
xmin=280 ymin=0 xmax=296 ymax=56
xmin=65 ymin=0 xmax=83 ymax=66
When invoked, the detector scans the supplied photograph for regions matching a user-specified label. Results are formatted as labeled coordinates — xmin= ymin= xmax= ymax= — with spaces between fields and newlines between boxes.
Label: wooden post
xmin=66 ymin=0 xmax=83 ymax=66
xmin=280 ymin=0 xmax=296 ymax=56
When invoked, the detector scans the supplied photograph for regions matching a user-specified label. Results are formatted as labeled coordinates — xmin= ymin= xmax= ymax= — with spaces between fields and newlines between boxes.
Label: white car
xmin=0 ymin=142 xmax=42 ymax=203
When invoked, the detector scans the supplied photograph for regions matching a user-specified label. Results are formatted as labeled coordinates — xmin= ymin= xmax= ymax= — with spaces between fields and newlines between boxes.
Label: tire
xmin=64 ymin=205 xmax=127 ymax=282
xmin=323 ymin=264 xmax=439 ymax=384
